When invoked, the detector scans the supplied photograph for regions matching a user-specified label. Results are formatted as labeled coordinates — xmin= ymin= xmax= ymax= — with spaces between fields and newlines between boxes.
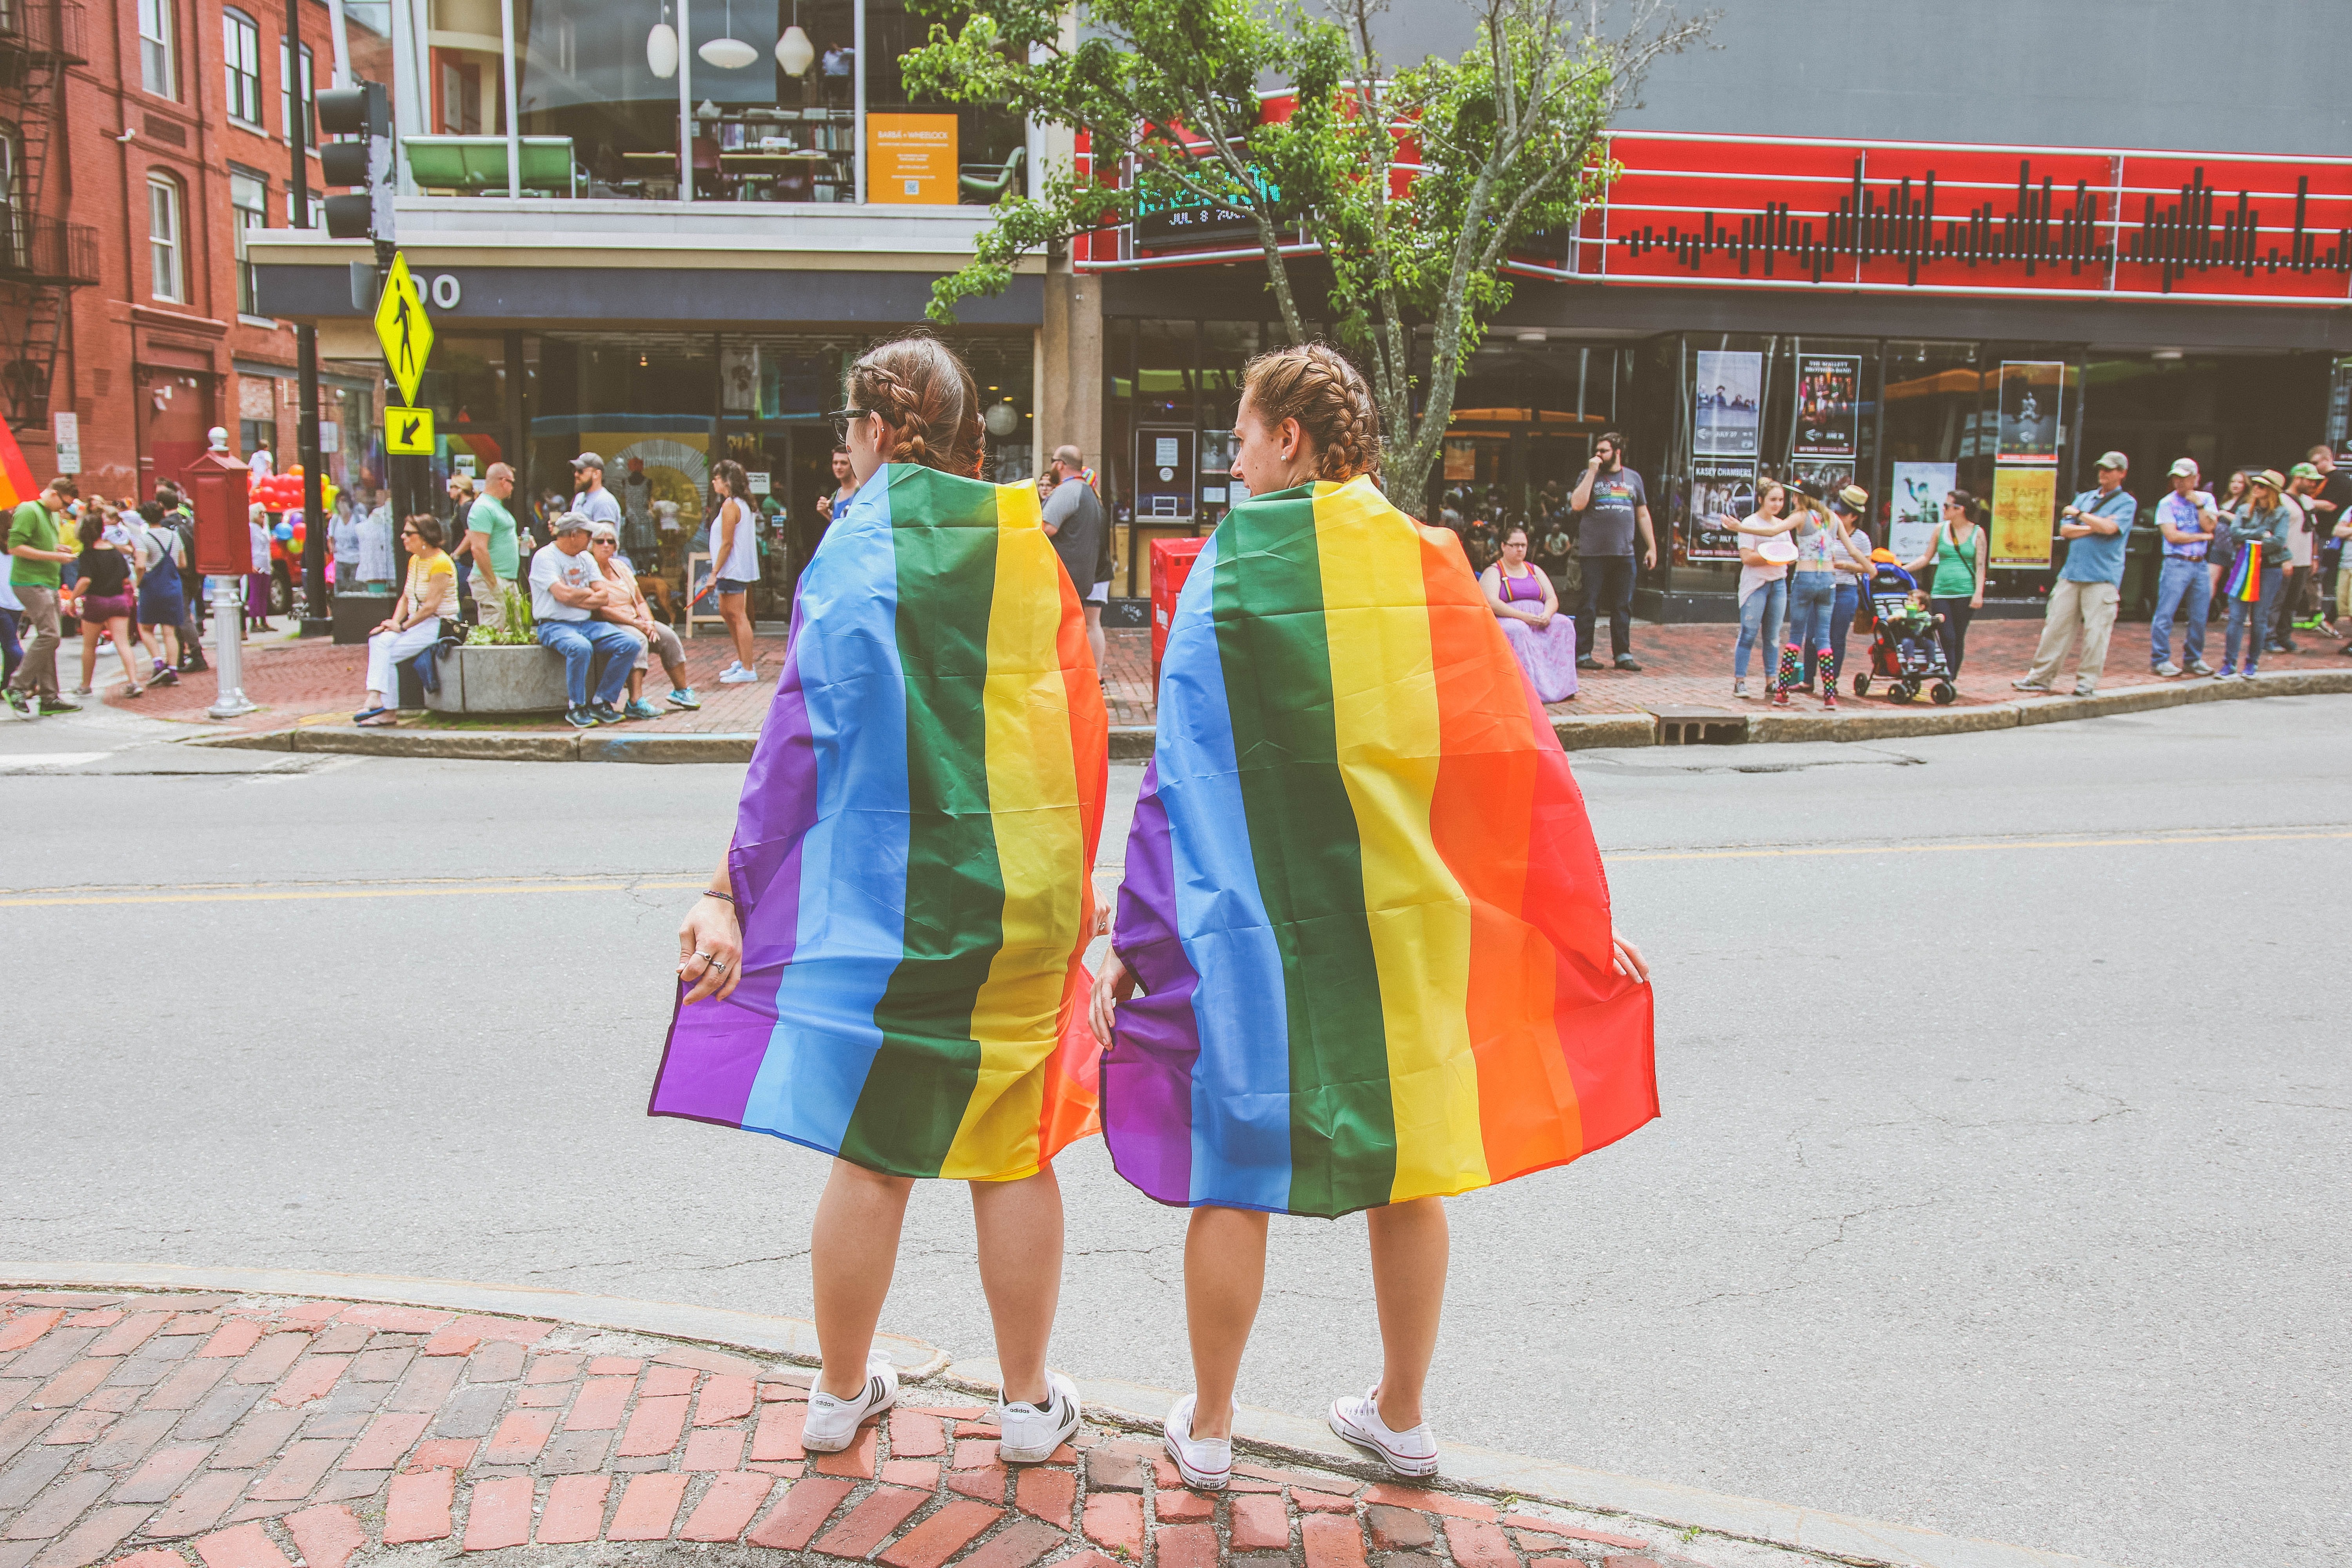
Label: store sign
xmin=1574 ymin=134 xmax=2352 ymax=304
xmin=51 ymin=411 xmax=78 ymax=474
xmin=867 ymin=114 xmax=958 ymax=205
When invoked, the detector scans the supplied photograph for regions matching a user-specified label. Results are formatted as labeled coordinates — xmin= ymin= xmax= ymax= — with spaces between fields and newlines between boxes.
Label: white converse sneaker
xmin=719 ymin=664 xmax=760 ymax=684
xmin=1328 ymin=1386 xmax=1438 ymax=1477
xmin=1161 ymin=1393 xmax=1231 ymax=1491
xmin=996 ymin=1370 xmax=1081 ymax=1463
xmin=800 ymin=1353 xmax=897 ymax=1453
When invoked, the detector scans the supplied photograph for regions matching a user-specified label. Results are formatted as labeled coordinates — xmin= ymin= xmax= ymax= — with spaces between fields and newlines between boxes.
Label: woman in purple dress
xmin=1480 ymin=524 xmax=1577 ymax=702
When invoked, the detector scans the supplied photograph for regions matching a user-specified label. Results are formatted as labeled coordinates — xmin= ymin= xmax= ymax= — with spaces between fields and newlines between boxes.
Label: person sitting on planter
xmin=586 ymin=521 xmax=699 ymax=717
xmin=532 ymin=512 xmax=646 ymax=728
xmin=352 ymin=514 xmax=455 ymax=727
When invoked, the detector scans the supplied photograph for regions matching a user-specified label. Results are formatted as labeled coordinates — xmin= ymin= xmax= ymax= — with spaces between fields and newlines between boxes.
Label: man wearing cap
xmin=2016 ymin=451 xmax=2136 ymax=696
xmin=530 ymin=512 xmax=645 ymax=727
xmin=2148 ymin=458 xmax=2217 ymax=677
xmin=569 ymin=452 xmax=624 ymax=533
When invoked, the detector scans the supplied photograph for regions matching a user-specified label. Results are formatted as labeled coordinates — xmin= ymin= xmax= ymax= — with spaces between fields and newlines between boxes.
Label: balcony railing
xmin=0 ymin=212 xmax=97 ymax=285
xmin=0 ymin=0 xmax=85 ymax=67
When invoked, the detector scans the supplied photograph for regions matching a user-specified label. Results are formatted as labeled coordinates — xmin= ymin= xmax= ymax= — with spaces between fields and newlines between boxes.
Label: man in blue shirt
xmin=2014 ymin=450 xmax=2136 ymax=697
xmin=2147 ymin=457 xmax=2216 ymax=677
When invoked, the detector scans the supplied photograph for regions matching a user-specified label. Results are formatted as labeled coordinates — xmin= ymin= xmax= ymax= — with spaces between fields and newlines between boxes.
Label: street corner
xmin=0 ymin=1288 xmax=1809 ymax=1568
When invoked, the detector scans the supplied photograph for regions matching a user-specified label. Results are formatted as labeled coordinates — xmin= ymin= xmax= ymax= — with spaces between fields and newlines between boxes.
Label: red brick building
xmin=1 ymin=0 xmax=355 ymax=501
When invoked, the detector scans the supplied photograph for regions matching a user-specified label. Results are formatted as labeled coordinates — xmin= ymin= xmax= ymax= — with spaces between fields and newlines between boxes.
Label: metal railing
xmin=0 ymin=211 xmax=96 ymax=283
xmin=0 ymin=0 xmax=87 ymax=64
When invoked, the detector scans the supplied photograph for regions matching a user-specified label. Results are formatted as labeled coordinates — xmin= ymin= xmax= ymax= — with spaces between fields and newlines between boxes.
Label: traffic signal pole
xmin=289 ymin=0 xmax=328 ymax=635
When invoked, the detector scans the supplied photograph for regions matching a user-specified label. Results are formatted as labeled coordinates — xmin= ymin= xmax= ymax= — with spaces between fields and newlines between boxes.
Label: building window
xmin=286 ymin=189 xmax=321 ymax=227
xmin=0 ymin=124 xmax=20 ymax=270
xmin=281 ymin=40 xmax=313 ymax=146
xmin=437 ymin=57 xmax=481 ymax=134
xmin=231 ymin=167 xmax=268 ymax=316
xmin=224 ymin=9 xmax=263 ymax=127
xmin=147 ymin=173 xmax=184 ymax=302
xmin=139 ymin=0 xmax=177 ymax=99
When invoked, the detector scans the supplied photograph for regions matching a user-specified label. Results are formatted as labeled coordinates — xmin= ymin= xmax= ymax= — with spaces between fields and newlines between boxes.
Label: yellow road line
xmin=1615 ymin=828 xmax=2352 ymax=864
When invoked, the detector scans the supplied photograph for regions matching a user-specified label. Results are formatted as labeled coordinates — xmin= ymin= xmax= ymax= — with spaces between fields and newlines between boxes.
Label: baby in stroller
xmin=1857 ymin=551 xmax=1958 ymax=704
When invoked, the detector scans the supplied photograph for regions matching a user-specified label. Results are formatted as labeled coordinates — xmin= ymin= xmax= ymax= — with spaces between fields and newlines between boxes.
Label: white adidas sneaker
xmin=800 ymin=1353 xmax=898 ymax=1453
xmin=1328 ymin=1386 xmax=1438 ymax=1477
xmin=1161 ymin=1393 xmax=1231 ymax=1491
xmin=996 ymin=1370 xmax=1081 ymax=1463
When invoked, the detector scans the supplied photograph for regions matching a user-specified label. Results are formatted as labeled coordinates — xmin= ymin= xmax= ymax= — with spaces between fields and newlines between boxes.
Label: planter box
xmin=425 ymin=643 xmax=572 ymax=715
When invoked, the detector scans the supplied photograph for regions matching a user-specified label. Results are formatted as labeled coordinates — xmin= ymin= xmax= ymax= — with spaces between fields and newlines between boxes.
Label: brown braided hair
xmin=1238 ymin=343 xmax=1381 ymax=483
xmin=846 ymin=336 xmax=972 ymax=475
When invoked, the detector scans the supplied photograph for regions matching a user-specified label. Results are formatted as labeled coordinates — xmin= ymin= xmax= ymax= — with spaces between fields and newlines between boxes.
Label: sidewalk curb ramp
xmin=2 ymin=1263 xmax=2120 ymax=1568
xmin=179 ymin=668 xmax=2352 ymax=763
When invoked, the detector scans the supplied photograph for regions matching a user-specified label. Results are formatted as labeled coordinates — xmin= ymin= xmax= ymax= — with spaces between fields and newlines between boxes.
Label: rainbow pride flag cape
xmin=0 ymin=410 xmax=38 ymax=511
xmin=2226 ymin=540 xmax=2262 ymax=602
xmin=649 ymin=464 xmax=1109 ymax=1181
xmin=1105 ymin=475 xmax=1656 ymax=1219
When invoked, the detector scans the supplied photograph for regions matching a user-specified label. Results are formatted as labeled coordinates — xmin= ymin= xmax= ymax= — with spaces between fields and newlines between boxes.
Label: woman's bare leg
xmin=968 ymin=1165 xmax=1063 ymax=1405
xmin=723 ymin=594 xmax=756 ymax=670
xmin=810 ymin=1160 xmax=915 ymax=1399
xmin=1365 ymin=1197 xmax=1448 ymax=1431
xmin=1183 ymin=1206 xmax=1269 ymax=1440
xmin=111 ymin=619 xmax=142 ymax=685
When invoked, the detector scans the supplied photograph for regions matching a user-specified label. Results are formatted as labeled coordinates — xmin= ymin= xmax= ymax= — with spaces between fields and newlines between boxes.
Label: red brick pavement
xmin=100 ymin=616 xmax=2352 ymax=739
xmin=0 ymin=1290 xmax=1712 ymax=1568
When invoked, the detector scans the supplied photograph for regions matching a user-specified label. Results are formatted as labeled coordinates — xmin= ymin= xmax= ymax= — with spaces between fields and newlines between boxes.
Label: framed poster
xmin=1791 ymin=459 xmax=1853 ymax=500
xmin=1991 ymin=466 xmax=2058 ymax=568
xmin=1889 ymin=462 xmax=1956 ymax=564
xmin=720 ymin=344 xmax=759 ymax=413
xmin=1694 ymin=350 xmax=1761 ymax=456
xmin=1996 ymin=361 xmax=2065 ymax=464
xmin=866 ymin=114 xmax=959 ymax=204
xmin=1792 ymin=355 xmax=1861 ymax=459
xmin=1686 ymin=457 xmax=1755 ymax=560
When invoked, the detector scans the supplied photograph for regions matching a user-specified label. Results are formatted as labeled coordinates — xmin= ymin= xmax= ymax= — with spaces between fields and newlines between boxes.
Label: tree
xmin=906 ymin=0 xmax=1714 ymax=502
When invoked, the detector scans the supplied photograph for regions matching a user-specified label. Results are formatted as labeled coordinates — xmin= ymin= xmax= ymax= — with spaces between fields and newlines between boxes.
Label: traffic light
xmin=316 ymin=81 xmax=393 ymax=242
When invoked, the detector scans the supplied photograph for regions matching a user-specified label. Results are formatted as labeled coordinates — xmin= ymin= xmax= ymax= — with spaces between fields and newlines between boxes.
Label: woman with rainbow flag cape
xmin=2216 ymin=468 xmax=2292 ymax=680
xmin=1089 ymin=345 xmax=1657 ymax=1490
xmin=655 ymin=337 xmax=1108 ymax=1468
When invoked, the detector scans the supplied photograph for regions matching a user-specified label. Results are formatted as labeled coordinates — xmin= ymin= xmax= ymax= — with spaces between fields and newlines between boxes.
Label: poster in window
xmin=1791 ymin=459 xmax=1853 ymax=499
xmin=866 ymin=114 xmax=959 ymax=205
xmin=1889 ymin=462 xmax=1957 ymax=564
xmin=720 ymin=344 xmax=759 ymax=413
xmin=1685 ymin=457 xmax=1754 ymax=560
xmin=1792 ymin=354 xmax=1860 ymax=459
xmin=1991 ymin=466 xmax=2057 ymax=568
xmin=1995 ymin=361 xmax=2064 ymax=464
xmin=1693 ymin=350 xmax=1761 ymax=456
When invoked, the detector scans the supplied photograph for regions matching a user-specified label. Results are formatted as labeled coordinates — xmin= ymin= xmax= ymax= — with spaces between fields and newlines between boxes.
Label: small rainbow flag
xmin=0 ymin=410 xmax=39 ymax=512
xmin=650 ymin=464 xmax=1109 ymax=1181
xmin=1106 ymin=475 xmax=1656 ymax=1218
xmin=2226 ymin=540 xmax=2262 ymax=602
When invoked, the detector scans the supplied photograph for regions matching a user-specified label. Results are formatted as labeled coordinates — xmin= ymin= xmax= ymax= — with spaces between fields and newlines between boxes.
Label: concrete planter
xmin=424 ymin=643 xmax=571 ymax=715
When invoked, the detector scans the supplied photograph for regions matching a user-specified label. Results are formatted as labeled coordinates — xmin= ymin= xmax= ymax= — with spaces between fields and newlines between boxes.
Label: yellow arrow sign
xmin=384 ymin=405 xmax=436 ymax=455
xmin=372 ymin=252 xmax=433 ymax=408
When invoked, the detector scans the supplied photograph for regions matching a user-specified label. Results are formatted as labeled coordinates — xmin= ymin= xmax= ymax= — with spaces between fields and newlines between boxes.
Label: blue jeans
xmin=1734 ymin=578 xmax=1785 ymax=678
xmin=0 ymin=605 xmax=19 ymax=683
xmin=1805 ymin=579 xmax=1862 ymax=687
xmin=537 ymin=618 xmax=644 ymax=707
xmin=1785 ymin=573 xmax=1838 ymax=680
xmin=2221 ymin=567 xmax=2281 ymax=673
xmin=2150 ymin=556 xmax=2209 ymax=668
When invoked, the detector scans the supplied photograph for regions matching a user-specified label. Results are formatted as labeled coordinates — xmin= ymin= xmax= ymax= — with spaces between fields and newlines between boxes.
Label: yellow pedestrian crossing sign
xmin=372 ymin=252 xmax=433 ymax=408
xmin=385 ymin=405 xmax=436 ymax=455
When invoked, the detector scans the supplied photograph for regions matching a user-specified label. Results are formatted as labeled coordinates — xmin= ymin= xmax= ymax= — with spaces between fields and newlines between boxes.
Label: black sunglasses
xmin=825 ymin=407 xmax=877 ymax=441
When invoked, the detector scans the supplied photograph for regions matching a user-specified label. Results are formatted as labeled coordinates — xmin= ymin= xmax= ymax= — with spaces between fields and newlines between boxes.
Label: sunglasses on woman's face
xmin=825 ymin=407 xmax=875 ymax=442
xmin=399 ymin=528 xmax=419 ymax=538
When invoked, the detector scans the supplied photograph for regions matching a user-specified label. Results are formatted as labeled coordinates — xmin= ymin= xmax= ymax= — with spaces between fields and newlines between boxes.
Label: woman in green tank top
xmin=1905 ymin=490 xmax=1988 ymax=677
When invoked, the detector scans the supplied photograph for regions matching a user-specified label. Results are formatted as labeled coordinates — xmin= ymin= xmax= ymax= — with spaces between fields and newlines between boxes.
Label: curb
xmin=177 ymin=668 xmax=2352 ymax=762
xmin=1 ymin=1263 xmax=2118 ymax=1568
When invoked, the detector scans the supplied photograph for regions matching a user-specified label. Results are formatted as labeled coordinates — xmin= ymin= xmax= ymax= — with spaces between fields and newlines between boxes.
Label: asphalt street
xmin=3 ymin=697 xmax=2346 ymax=1568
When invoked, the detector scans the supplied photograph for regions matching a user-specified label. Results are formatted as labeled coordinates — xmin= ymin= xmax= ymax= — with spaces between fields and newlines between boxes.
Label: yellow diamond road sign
xmin=385 ymin=405 xmax=436 ymax=455
xmin=372 ymin=252 xmax=432 ymax=409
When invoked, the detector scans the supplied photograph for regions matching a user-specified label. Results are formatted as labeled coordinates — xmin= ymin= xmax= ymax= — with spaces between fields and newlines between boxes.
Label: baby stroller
xmin=1853 ymin=558 xmax=1958 ymax=705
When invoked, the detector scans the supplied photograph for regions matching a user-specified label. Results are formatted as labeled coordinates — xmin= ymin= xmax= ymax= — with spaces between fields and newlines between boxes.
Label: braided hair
xmin=1238 ymin=343 xmax=1381 ymax=483
xmin=846 ymin=336 xmax=973 ymax=475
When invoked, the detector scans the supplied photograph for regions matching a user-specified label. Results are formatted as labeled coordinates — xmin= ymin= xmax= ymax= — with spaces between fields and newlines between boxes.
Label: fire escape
xmin=0 ymin=0 xmax=94 ymax=433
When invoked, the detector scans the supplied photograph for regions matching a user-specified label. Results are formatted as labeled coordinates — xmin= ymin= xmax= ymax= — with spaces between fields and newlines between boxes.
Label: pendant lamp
xmin=646 ymin=2 xmax=678 ymax=78
xmin=776 ymin=25 xmax=814 ymax=75
xmin=698 ymin=0 xmax=757 ymax=68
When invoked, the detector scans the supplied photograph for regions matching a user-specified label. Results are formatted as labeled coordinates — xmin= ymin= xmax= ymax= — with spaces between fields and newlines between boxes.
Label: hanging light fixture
xmin=646 ymin=0 xmax=679 ymax=78
xmin=984 ymin=401 xmax=1022 ymax=438
xmin=777 ymin=0 xmax=814 ymax=74
xmin=698 ymin=0 xmax=757 ymax=68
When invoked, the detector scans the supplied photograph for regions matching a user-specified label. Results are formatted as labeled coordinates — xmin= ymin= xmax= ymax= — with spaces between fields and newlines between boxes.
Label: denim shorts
xmin=713 ymin=577 xmax=756 ymax=595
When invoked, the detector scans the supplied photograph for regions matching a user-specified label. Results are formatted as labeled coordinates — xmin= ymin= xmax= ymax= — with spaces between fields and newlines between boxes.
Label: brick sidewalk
xmin=94 ymin=617 xmax=2352 ymax=739
xmin=0 ymin=1289 xmax=1717 ymax=1568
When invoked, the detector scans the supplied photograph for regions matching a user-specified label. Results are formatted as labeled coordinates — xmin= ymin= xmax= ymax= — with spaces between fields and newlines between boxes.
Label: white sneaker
xmin=1161 ymin=1394 xmax=1231 ymax=1491
xmin=717 ymin=660 xmax=743 ymax=676
xmin=718 ymin=664 xmax=760 ymax=684
xmin=996 ymin=1370 xmax=1080 ymax=1463
xmin=1328 ymin=1386 xmax=1438 ymax=1478
xmin=800 ymin=1353 xmax=897 ymax=1453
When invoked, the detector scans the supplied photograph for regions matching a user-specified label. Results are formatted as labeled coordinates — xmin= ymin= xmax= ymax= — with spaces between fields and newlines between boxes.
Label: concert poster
xmin=1693 ymin=350 xmax=1762 ymax=456
xmin=1686 ymin=457 xmax=1756 ymax=560
xmin=1890 ymin=461 xmax=1957 ymax=564
xmin=1790 ymin=459 xmax=1853 ymax=501
xmin=1991 ymin=466 xmax=2058 ymax=568
xmin=1792 ymin=354 xmax=1861 ymax=459
xmin=1995 ymin=361 xmax=2065 ymax=465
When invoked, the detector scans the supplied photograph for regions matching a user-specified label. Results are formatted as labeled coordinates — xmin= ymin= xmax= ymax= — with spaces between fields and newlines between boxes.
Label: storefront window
xmin=690 ymin=0 xmax=857 ymax=203
xmin=1439 ymin=337 xmax=1621 ymax=530
xmin=863 ymin=0 xmax=1022 ymax=206
xmin=508 ymin=0 xmax=679 ymax=199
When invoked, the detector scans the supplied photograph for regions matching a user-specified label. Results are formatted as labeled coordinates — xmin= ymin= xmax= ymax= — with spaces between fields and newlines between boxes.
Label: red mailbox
xmin=1149 ymin=534 xmax=1208 ymax=683
xmin=184 ymin=430 xmax=250 ymax=577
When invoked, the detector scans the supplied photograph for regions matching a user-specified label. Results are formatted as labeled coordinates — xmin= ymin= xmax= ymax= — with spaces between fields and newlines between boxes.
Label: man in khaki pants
xmin=463 ymin=462 xmax=522 ymax=633
xmin=2015 ymin=452 xmax=2138 ymax=697
xmin=5 ymin=478 xmax=79 ymax=718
